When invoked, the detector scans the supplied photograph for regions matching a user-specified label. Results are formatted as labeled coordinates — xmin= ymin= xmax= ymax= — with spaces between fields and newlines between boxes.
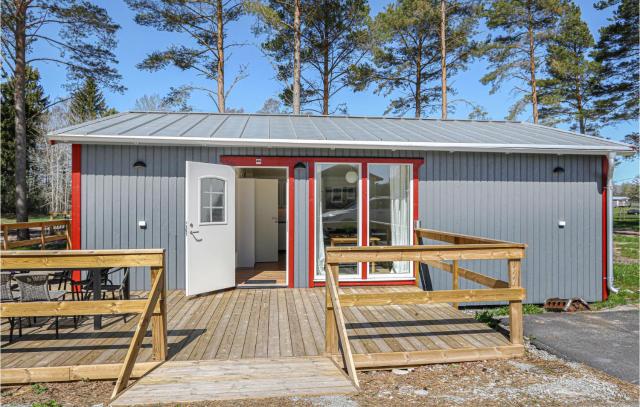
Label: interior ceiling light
xmin=345 ymin=170 xmax=358 ymax=184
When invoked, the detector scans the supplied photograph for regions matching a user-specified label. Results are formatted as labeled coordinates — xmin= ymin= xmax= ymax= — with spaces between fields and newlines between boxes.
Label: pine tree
xmin=69 ymin=77 xmax=116 ymax=124
xmin=249 ymin=0 xmax=302 ymax=114
xmin=350 ymin=0 xmax=476 ymax=118
xmin=126 ymin=0 xmax=245 ymax=113
xmin=592 ymin=0 xmax=639 ymax=124
xmin=1 ymin=0 xmax=121 ymax=226
xmin=480 ymin=0 xmax=565 ymax=123
xmin=349 ymin=0 xmax=440 ymax=117
xmin=537 ymin=3 xmax=600 ymax=134
xmin=1 ymin=67 xmax=48 ymax=214
xmin=260 ymin=0 xmax=371 ymax=115
xmin=438 ymin=0 xmax=480 ymax=119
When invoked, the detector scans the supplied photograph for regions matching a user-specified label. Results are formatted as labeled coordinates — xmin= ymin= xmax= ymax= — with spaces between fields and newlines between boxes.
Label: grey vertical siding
xmin=81 ymin=145 xmax=604 ymax=302
xmin=420 ymin=152 xmax=603 ymax=303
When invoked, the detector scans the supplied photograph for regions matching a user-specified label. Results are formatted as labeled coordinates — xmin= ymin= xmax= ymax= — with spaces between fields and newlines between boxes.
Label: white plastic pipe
xmin=606 ymin=153 xmax=619 ymax=294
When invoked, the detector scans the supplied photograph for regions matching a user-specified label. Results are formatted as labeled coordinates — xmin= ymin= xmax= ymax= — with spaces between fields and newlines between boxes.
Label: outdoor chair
xmin=90 ymin=267 xmax=131 ymax=322
xmin=14 ymin=274 xmax=71 ymax=339
xmin=100 ymin=267 xmax=130 ymax=300
xmin=48 ymin=270 xmax=71 ymax=291
xmin=0 ymin=273 xmax=18 ymax=342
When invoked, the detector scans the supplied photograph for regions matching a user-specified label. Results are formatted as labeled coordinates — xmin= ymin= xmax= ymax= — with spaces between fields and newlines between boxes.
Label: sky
xmin=32 ymin=0 xmax=638 ymax=182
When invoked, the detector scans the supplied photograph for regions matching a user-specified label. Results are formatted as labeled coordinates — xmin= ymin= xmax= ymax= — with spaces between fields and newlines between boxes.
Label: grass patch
xmin=613 ymin=206 xmax=639 ymax=232
xmin=474 ymin=304 xmax=544 ymax=328
xmin=591 ymin=263 xmax=640 ymax=310
xmin=31 ymin=384 xmax=48 ymax=395
xmin=0 ymin=214 xmax=61 ymax=224
xmin=614 ymin=234 xmax=639 ymax=259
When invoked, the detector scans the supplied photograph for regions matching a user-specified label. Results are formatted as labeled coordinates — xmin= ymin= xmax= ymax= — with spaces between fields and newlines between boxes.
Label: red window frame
xmin=221 ymin=156 xmax=424 ymax=288
xmin=309 ymin=158 xmax=423 ymax=287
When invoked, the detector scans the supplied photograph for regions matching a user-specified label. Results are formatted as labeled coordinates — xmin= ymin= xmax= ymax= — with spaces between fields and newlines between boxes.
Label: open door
xmin=186 ymin=161 xmax=236 ymax=296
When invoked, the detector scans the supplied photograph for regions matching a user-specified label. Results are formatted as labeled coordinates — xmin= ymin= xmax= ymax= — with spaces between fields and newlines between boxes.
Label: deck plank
xmin=254 ymin=289 xmax=271 ymax=358
xmin=277 ymin=289 xmax=293 ymax=357
xmin=284 ymin=290 xmax=305 ymax=357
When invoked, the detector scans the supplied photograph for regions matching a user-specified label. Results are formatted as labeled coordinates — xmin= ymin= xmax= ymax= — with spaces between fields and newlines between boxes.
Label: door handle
xmin=190 ymin=230 xmax=203 ymax=242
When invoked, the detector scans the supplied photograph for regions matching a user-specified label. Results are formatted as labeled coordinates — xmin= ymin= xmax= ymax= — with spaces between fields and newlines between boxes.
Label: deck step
xmin=111 ymin=356 xmax=357 ymax=406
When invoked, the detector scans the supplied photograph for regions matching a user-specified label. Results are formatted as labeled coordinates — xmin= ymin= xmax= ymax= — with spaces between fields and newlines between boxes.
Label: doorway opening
xmin=235 ymin=167 xmax=288 ymax=287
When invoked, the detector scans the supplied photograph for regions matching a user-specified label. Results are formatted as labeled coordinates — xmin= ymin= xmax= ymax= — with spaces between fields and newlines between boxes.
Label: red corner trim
xmin=71 ymin=144 xmax=82 ymax=283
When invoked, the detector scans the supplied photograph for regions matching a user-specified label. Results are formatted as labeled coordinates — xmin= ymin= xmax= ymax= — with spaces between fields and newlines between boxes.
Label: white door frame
xmin=234 ymin=166 xmax=289 ymax=287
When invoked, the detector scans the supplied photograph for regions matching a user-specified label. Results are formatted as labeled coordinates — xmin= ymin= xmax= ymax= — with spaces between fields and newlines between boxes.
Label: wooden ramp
xmin=111 ymin=356 xmax=357 ymax=406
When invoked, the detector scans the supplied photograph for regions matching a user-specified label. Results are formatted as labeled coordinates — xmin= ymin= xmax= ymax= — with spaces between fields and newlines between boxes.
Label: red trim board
xmin=307 ymin=157 xmax=424 ymax=287
xmin=71 ymin=144 xmax=82 ymax=283
xmin=221 ymin=156 xmax=423 ymax=288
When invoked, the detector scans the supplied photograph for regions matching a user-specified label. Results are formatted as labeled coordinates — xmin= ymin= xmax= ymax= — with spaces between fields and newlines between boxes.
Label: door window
xmin=200 ymin=177 xmax=225 ymax=224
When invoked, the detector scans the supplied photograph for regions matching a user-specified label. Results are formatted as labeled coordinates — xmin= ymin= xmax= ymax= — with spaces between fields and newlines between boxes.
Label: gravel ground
xmin=2 ymin=342 xmax=638 ymax=407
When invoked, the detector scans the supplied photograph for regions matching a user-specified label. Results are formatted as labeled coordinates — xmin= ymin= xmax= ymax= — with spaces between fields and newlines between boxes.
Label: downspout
xmin=606 ymin=152 xmax=619 ymax=294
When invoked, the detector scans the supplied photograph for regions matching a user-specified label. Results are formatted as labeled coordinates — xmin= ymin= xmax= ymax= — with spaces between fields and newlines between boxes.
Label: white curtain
xmin=390 ymin=165 xmax=410 ymax=274
xmin=316 ymin=169 xmax=326 ymax=277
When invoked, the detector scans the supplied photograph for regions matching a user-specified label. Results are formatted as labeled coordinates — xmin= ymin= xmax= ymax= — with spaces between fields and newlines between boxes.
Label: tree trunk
xmin=576 ymin=78 xmax=585 ymax=134
xmin=216 ymin=0 xmax=225 ymax=113
xmin=292 ymin=0 xmax=301 ymax=114
xmin=415 ymin=43 xmax=422 ymax=118
xmin=527 ymin=8 xmax=539 ymax=124
xmin=440 ymin=0 xmax=447 ymax=120
xmin=322 ymin=40 xmax=329 ymax=115
xmin=14 ymin=0 xmax=29 ymax=238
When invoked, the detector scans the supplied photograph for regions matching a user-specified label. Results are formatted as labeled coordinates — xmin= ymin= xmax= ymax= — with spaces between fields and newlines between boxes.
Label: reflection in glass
xmin=316 ymin=163 xmax=360 ymax=277
xmin=369 ymin=164 xmax=411 ymax=275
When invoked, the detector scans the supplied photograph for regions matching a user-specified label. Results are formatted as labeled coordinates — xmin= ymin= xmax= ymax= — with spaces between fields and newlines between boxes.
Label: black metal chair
xmin=87 ymin=267 xmax=131 ymax=322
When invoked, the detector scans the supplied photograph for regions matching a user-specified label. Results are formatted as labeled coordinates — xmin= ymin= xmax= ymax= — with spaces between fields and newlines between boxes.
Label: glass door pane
xmin=368 ymin=164 xmax=411 ymax=276
xmin=316 ymin=163 xmax=360 ymax=278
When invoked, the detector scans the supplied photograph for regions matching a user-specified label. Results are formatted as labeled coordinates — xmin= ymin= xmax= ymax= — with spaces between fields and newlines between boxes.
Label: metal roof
xmin=48 ymin=111 xmax=633 ymax=155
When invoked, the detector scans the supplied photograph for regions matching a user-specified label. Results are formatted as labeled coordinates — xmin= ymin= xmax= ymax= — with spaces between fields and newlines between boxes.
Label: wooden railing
xmin=1 ymin=220 xmax=71 ymax=250
xmin=324 ymin=228 xmax=526 ymax=375
xmin=0 ymin=249 xmax=167 ymax=401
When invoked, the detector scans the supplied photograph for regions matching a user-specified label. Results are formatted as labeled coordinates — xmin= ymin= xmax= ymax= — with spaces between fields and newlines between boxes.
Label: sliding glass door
xmin=368 ymin=164 xmax=412 ymax=278
xmin=315 ymin=163 xmax=361 ymax=279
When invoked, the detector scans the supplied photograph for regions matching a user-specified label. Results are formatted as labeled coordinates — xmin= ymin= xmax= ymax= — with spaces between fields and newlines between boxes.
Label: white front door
xmin=254 ymin=179 xmax=279 ymax=262
xmin=185 ymin=161 xmax=236 ymax=296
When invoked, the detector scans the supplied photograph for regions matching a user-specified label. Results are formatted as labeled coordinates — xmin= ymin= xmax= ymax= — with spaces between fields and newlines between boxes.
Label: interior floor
xmin=236 ymin=251 xmax=286 ymax=287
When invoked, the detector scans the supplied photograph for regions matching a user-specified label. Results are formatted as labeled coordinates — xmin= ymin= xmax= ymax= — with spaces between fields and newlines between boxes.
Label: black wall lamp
xmin=133 ymin=160 xmax=147 ymax=169
xmin=553 ymin=166 xmax=565 ymax=174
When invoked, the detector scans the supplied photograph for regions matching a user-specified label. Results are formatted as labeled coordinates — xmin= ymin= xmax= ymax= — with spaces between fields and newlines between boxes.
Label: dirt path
xmin=2 ymin=343 xmax=638 ymax=407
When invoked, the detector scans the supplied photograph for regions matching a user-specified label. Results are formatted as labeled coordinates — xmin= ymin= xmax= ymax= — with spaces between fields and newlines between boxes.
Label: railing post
xmin=508 ymin=259 xmax=523 ymax=345
xmin=2 ymin=225 xmax=8 ymax=250
xmin=413 ymin=230 xmax=420 ymax=287
xmin=451 ymin=260 xmax=459 ymax=309
xmin=39 ymin=223 xmax=46 ymax=250
xmin=150 ymin=263 xmax=168 ymax=361
xmin=324 ymin=264 xmax=339 ymax=355
xmin=65 ymin=220 xmax=72 ymax=249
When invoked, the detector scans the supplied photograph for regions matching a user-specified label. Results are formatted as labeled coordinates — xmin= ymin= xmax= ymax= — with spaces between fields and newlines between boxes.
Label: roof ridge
xmin=127 ymin=110 xmax=521 ymax=124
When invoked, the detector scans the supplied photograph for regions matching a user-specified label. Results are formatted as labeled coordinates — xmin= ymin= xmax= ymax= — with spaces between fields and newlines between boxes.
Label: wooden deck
xmin=111 ymin=357 xmax=357 ymax=406
xmin=1 ymin=287 xmax=513 ymax=370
